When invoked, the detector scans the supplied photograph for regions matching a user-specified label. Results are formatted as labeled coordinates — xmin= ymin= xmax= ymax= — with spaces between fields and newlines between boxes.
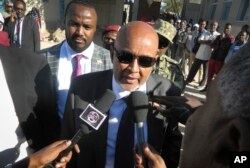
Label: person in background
xmin=1 ymin=0 xmax=14 ymax=19
xmin=224 ymin=30 xmax=247 ymax=63
xmin=5 ymin=0 xmax=40 ymax=52
xmin=235 ymin=24 xmax=249 ymax=42
xmin=152 ymin=18 xmax=185 ymax=91
xmin=182 ymin=24 xmax=194 ymax=76
xmin=102 ymin=25 xmax=121 ymax=51
xmin=38 ymin=1 xmax=113 ymax=119
xmin=0 ymin=13 xmax=10 ymax=46
xmin=185 ymin=21 xmax=220 ymax=91
xmin=61 ymin=21 xmax=182 ymax=168
xmin=205 ymin=23 xmax=234 ymax=90
xmin=136 ymin=41 xmax=250 ymax=168
xmin=185 ymin=19 xmax=207 ymax=86
xmin=174 ymin=20 xmax=187 ymax=63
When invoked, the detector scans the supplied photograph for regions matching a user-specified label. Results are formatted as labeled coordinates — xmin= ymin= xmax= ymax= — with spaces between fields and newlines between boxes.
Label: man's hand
xmin=28 ymin=140 xmax=74 ymax=168
xmin=135 ymin=144 xmax=167 ymax=168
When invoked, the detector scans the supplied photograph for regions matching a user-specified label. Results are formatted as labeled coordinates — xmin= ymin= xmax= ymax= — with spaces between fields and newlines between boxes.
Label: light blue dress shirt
xmin=105 ymin=76 xmax=148 ymax=168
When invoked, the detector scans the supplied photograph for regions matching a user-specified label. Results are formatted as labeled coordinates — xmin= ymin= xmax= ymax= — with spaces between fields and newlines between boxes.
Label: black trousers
xmin=186 ymin=58 xmax=207 ymax=83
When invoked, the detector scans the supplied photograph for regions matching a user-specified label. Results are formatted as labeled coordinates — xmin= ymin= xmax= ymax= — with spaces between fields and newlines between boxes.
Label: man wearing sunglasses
xmin=152 ymin=19 xmax=185 ymax=91
xmin=61 ymin=21 xmax=182 ymax=168
xmin=4 ymin=0 xmax=40 ymax=52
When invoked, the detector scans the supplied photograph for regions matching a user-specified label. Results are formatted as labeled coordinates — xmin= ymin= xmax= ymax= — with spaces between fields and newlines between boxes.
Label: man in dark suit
xmin=0 ymin=46 xmax=60 ymax=165
xmin=5 ymin=0 xmax=40 ymax=52
xmin=38 ymin=1 xmax=112 ymax=119
xmin=61 ymin=21 xmax=182 ymax=168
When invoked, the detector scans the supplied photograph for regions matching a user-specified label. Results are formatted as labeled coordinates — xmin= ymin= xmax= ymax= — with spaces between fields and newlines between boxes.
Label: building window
xmin=220 ymin=0 xmax=232 ymax=21
xmin=209 ymin=0 xmax=218 ymax=20
xmin=209 ymin=4 xmax=217 ymax=20
xmin=236 ymin=0 xmax=250 ymax=20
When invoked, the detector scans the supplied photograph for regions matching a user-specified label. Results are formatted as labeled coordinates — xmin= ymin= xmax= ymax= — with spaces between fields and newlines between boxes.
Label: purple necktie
xmin=71 ymin=54 xmax=83 ymax=80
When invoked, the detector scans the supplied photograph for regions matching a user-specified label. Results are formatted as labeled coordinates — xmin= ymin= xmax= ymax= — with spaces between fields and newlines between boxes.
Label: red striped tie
xmin=71 ymin=54 xmax=83 ymax=80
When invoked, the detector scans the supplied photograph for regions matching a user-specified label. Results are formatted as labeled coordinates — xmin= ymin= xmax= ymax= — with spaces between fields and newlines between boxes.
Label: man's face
xmin=199 ymin=21 xmax=207 ymax=31
xmin=224 ymin=25 xmax=232 ymax=36
xmin=65 ymin=4 xmax=97 ymax=52
xmin=103 ymin=31 xmax=118 ymax=50
xmin=180 ymin=79 xmax=228 ymax=168
xmin=112 ymin=24 xmax=159 ymax=91
xmin=239 ymin=31 xmax=247 ymax=42
xmin=210 ymin=22 xmax=218 ymax=32
xmin=14 ymin=2 xmax=25 ymax=18
xmin=5 ymin=5 xmax=13 ymax=13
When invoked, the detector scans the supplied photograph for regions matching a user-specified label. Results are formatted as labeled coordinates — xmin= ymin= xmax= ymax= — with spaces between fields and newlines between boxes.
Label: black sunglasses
xmin=114 ymin=47 xmax=157 ymax=68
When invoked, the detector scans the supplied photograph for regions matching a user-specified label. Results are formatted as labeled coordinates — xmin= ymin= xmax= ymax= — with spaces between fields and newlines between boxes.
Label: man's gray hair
xmin=217 ymin=41 xmax=250 ymax=118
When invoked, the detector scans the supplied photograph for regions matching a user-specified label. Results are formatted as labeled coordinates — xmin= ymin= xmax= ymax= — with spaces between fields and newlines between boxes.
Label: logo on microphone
xmin=79 ymin=104 xmax=107 ymax=130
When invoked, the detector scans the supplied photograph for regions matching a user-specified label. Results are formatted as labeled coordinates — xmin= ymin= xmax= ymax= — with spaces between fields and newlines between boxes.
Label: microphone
xmin=46 ymin=89 xmax=116 ymax=167
xmin=128 ymin=91 xmax=148 ymax=167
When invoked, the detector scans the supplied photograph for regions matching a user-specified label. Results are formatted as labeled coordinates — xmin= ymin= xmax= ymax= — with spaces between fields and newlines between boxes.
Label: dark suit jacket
xmin=61 ymin=70 xmax=182 ymax=168
xmin=5 ymin=16 xmax=40 ymax=52
xmin=0 ymin=46 xmax=60 ymax=151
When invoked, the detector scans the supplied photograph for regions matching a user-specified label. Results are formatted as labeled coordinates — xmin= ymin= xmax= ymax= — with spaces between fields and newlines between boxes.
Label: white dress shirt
xmin=57 ymin=41 xmax=94 ymax=118
xmin=196 ymin=31 xmax=220 ymax=60
xmin=14 ymin=17 xmax=24 ymax=46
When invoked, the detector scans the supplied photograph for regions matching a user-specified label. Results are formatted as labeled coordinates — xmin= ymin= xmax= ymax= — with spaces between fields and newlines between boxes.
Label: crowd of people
xmin=163 ymin=14 xmax=249 ymax=92
xmin=1 ymin=0 xmax=250 ymax=168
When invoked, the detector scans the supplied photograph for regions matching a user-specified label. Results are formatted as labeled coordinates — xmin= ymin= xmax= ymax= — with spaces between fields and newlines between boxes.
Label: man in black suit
xmin=61 ymin=21 xmax=182 ymax=168
xmin=5 ymin=0 xmax=40 ymax=52
xmin=0 ymin=46 xmax=60 ymax=166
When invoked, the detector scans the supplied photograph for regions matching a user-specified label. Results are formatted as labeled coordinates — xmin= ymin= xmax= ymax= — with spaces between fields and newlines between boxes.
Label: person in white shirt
xmin=185 ymin=21 xmax=220 ymax=89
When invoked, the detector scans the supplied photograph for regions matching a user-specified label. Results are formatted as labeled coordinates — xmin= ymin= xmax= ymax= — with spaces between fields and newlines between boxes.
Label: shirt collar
xmin=65 ymin=41 xmax=94 ymax=59
xmin=112 ymin=75 xmax=147 ymax=100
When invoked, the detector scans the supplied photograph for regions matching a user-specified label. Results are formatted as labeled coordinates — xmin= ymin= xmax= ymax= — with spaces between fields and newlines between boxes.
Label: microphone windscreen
xmin=95 ymin=89 xmax=116 ymax=113
xmin=128 ymin=91 xmax=148 ymax=123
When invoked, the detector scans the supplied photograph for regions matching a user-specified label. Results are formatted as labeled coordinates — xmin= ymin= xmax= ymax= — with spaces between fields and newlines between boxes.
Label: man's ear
xmin=212 ymin=117 xmax=250 ymax=165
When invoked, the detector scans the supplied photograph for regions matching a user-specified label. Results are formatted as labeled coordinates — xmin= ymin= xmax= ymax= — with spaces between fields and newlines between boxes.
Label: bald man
xmin=61 ymin=21 xmax=182 ymax=168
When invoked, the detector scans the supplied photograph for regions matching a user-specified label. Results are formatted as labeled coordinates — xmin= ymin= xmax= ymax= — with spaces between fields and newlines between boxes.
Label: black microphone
xmin=46 ymin=89 xmax=116 ymax=167
xmin=128 ymin=91 xmax=148 ymax=167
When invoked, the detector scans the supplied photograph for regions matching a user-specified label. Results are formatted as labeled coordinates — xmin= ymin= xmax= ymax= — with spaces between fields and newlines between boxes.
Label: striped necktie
xmin=16 ymin=19 xmax=21 ymax=47
xmin=71 ymin=54 xmax=83 ymax=80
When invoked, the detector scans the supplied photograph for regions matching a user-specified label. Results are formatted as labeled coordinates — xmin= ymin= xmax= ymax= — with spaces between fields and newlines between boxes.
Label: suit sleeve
xmin=32 ymin=19 xmax=40 ymax=52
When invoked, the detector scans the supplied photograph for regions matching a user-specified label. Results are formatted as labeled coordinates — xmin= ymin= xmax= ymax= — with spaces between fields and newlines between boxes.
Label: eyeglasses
xmin=114 ymin=47 xmax=157 ymax=68
xmin=15 ymin=8 xmax=25 ymax=12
